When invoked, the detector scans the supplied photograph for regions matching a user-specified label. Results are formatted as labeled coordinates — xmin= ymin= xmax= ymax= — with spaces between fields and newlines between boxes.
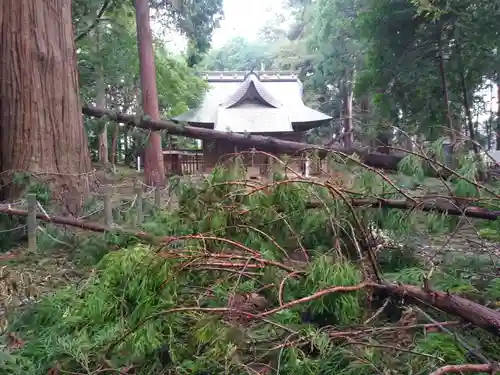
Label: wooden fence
xmin=20 ymin=184 xmax=167 ymax=251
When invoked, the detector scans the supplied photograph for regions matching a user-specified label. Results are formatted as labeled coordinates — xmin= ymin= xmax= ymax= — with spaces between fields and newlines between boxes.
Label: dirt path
xmin=0 ymin=249 xmax=86 ymax=330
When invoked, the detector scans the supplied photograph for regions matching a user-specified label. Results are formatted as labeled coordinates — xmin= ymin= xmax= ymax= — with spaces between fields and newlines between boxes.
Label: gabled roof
xmin=221 ymin=72 xmax=282 ymax=109
xmin=174 ymin=71 xmax=331 ymax=133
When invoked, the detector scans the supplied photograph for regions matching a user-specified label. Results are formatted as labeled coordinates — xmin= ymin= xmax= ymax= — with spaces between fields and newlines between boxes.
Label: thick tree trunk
xmin=0 ymin=0 xmax=94 ymax=214
xmin=135 ymin=0 xmax=165 ymax=186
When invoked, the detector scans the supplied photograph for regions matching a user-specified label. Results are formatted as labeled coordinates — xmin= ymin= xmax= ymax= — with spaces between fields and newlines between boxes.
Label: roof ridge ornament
xmin=243 ymin=69 xmax=259 ymax=81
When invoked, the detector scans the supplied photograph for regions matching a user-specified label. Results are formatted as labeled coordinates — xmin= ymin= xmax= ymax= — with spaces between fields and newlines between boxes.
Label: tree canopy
xmin=199 ymin=0 xmax=500 ymax=148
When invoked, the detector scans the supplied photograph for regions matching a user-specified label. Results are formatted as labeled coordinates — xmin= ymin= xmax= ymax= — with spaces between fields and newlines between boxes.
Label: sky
xmin=157 ymin=0 xmax=284 ymax=52
xmin=211 ymin=0 xmax=282 ymax=47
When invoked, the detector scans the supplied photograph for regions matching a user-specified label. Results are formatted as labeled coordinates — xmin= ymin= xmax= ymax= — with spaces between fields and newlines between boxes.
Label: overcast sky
xmin=211 ymin=0 xmax=283 ymax=47
xmin=157 ymin=0 xmax=284 ymax=51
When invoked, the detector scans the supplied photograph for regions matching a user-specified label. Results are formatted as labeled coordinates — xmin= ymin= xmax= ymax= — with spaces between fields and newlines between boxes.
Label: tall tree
xmin=76 ymin=3 xmax=207 ymax=165
xmin=358 ymin=0 xmax=500 ymax=144
xmin=135 ymin=0 xmax=165 ymax=186
xmin=0 ymin=0 xmax=94 ymax=214
xmin=94 ymin=26 xmax=109 ymax=165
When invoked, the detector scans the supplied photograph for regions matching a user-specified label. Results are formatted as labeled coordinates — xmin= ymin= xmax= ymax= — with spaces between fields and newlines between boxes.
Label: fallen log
xmin=82 ymin=106 xmax=404 ymax=172
xmin=375 ymin=283 xmax=500 ymax=337
xmin=257 ymin=280 xmax=500 ymax=337
xmin=429 ymin=363 xmax=499 ymax=375
xmin=304 ymin=198 xmax=500 ymax=220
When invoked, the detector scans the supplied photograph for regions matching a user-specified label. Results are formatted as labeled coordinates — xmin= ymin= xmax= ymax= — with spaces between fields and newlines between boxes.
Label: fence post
xmin=135 ymin=185 xmax=144 ymax=225
xmin=267 ymin=155 xmax=274 ymax=181
xmin=154 ymin=183 xmax=161 ymax=206
xmin=27 ymin=193 xmax=37 ymax=251
xmin=103 ymin=188 xmax=113 ymax=227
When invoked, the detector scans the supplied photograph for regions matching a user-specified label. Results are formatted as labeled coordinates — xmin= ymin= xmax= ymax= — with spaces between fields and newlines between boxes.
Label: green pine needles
xmin=2 ymin=152 xmax=500 ymax=374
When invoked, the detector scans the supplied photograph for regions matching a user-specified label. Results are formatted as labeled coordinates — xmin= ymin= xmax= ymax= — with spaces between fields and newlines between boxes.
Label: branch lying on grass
xmin=305 ymin=198 xmax=500 ymax=220
xmin=254 ymin=281 xmax=500 ymax=337
xmin=429 ymin=362 xmax=500 ymax=375
xmin=376 ymin=283 xmax=500 ymax=337
xmin=328 ymin=321 xmax=461 ymax=339
xmin=2 ymin=205 xmax=500 ymax=336
xmin=3 ymin=193 xmax=499 ymax=253
xmin=105 ymin=279 xmax=500 ymax=359
xmin=159 ymin=251 xmax=300 ymax=274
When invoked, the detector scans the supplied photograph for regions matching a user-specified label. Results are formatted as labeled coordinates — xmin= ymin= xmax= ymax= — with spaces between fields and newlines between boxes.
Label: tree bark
xmin=342 ymin=70 xmax=355 ymax=148
xmin=376 ymin=282 xmax=500 ymax=337
xmin=96 ymin=68 xmax=109 ymax=165
xmin=0 ymin=0 xmax=94 ymax=215
xmin=95 ymin=27 xmax=109 ymax=165
xmin=429 ymin=363 xmax=499 ymax=375
xmin=456 ymin=36 xmax=479 ymax=155
xmin=438 ymin=28 xmax=455 ymax=143
xmin=135 ymin=0 xmax=165 ymax=186
xmin=111 ymin=123 xmax=119 ymax=166
xmin=496 ymin=74 xmax=500 ymax=150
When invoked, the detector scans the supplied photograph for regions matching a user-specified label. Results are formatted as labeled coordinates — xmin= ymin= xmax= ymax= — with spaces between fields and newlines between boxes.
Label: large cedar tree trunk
xmin=0 ymin=0 xmax=94 ymax=214
xmin=135 ymin=0 xmax=166 ymax=186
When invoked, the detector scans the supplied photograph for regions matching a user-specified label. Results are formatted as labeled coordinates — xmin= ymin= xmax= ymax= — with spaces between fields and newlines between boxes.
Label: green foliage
xmin=74 ymin=1 xmax=208 ymax=160
xmin=150 ymin=0 xmax=224 ymax=66
xmin=3 ymin=166 xmax=500 ymax=373
xmin=357 ymin=0 xmax=500 ymax=140
xmin=200 ymin=37 xmax=273 ymax=71
xmin=300 ymin=258 xmax=362 ymax=324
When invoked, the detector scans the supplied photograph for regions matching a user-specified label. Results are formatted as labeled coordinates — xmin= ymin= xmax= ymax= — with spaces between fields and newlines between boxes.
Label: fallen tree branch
xmin=256 ymin=281 xmax=500 ymax=337
xmin=374 ymin=283 xmax=500 ymax=337
xmin=429 ymin=362 xmax=500 ymax=375
xmin=82 ymin=106 xmax=405 ymax=172
xmin=3 ymin=205 xmax=500 ymax=336
xmin=304 ymin=198 xmax=500 ymax=220
xmin=0 ymin=205 xmax=161 ymax=243
xmin=328 ymin=321 xmax=461 ymax=338
xmin=236 ymin=197 xmax=500 ymax=221
xmin=1 ymin=194 xmax=499 ymax=247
